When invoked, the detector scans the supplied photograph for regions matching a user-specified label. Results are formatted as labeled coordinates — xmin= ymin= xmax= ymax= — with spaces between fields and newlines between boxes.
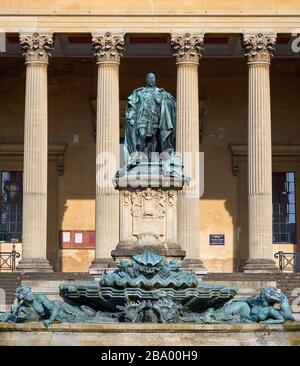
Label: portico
xmin=0 ymin=1 xmax=300 ymax=273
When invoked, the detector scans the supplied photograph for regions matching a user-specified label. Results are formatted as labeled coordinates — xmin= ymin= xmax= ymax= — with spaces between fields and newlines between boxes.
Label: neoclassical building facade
xmin=0 ymin=1 xmax=300 ymax=273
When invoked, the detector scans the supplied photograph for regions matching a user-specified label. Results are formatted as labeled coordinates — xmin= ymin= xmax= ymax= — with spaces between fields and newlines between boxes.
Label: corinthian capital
xmin=171 ymin=33 xmax=204 ymax=64
xmin=92 ymin=32 xmax=125 ymax=64
xmin=19 ymin=32 xmax=54 ymax=64
xmin=243 ymin=32 xmax=277 ymax=63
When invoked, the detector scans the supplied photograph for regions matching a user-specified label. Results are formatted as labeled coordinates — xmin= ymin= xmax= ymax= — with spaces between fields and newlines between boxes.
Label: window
xmin=0 ymin=172 xmax=23 ymax=242
xmin=272 ymin=172 xmax=296 ymax=244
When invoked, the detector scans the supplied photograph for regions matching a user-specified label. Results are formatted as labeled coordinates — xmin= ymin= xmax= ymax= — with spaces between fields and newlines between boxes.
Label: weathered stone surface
xmin=113 ymin=184 xmax=185 ymax=260
xmin=0 ymin=322 xmax=299 ymax=346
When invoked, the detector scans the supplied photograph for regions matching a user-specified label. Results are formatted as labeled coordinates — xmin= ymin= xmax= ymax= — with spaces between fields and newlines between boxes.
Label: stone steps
xmin=0 ymin=273 xmax=21 ymax=310
xmin=204 ymin=273 xmax=300 ymax=313
xmin=0 ymin=272 xmax=93 ymax=307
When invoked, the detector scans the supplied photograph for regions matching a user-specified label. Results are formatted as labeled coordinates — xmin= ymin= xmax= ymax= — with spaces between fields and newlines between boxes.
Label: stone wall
xmin=0 ymin=322 xmax=299 ymax=346
xmin=1 ymin=0 xmax=300 ymax=14
xmin=205 ymin=273 xmax=300 ymax=314
xmin=0 ymin=272 xmax=93 ymax=310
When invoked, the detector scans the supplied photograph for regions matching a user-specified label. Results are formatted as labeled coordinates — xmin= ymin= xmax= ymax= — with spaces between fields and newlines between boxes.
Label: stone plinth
xmin=112 ymin=175 xmax=186 ymax=260
xmin=0 ymin=322 xmax=299 ymax=346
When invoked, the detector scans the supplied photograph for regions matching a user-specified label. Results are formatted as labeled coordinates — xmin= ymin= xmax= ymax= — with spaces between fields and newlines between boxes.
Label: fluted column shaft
xmin=176 ymin=63 xmax=200 ymax=260
xmin=17 ymin=33 xmax=53 ymax=272
xmin=90 ymin=32 xmax=124 ymax=273
xmin=243 ymin=33 xmax=278 ymax=272
xmin=171 ymin=33 xmax=206 ymax=272
xmin=95 ymin=62 xmax=120 ymax=259
xmin=248 ymin=63 xmax=272 ymax=259
xmin=23 ymin=63 xmax=48 ymax=259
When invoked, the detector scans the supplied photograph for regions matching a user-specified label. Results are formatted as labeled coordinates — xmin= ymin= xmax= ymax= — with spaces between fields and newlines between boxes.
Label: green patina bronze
xmin=0 ymin=252 xmax=294 ymax=326
xmin=117 ymin=73 xmax=185 ymax=179
xmin=0 ymin=284 xmax=117 ymax=327
xmin=124 ymin=73 xmax=176 ymax=160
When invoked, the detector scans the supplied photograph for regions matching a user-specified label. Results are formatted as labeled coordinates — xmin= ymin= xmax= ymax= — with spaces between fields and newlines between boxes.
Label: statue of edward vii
xmin=124 ymin=72 xmax=176 ymax=163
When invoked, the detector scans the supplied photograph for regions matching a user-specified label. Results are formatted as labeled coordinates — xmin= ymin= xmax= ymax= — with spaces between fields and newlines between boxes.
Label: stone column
xmin=89 ymin=32 xmax=124 ymax=274
xmin=16 ymin=33 xmax=53 ymax=272
xmin=243 ymin=32 xmax=278 ymax=272
xmin=171 ymin=33 xmax=206 ymax=273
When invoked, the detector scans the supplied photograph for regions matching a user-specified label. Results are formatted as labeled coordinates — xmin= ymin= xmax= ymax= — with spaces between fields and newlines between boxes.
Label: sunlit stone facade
xmin=0 ymin=1 xmax=300 ymax=273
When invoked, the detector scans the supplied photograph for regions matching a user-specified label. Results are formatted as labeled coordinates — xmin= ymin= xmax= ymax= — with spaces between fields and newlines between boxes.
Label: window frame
xmin=0 ymin=171 xmax=23 ymax=243
xmin=272 ymin=171 xmax=297 ymax=245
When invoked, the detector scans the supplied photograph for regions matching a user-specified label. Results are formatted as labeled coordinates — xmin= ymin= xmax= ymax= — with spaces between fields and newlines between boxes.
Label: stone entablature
xmin=1 ymin=0 xmax=300 ymax=15
xmin=0 ymin=14 xmax=299 ymax=34
xmin=230 ymin=145 xmax=300 ymax=176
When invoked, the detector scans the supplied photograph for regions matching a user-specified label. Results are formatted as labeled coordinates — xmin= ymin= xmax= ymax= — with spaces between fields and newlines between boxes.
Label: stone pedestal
xmin=1 ymin=323 xmax=299 ymax=346
xmin=112 ymin=175 xmax=186 ymax=260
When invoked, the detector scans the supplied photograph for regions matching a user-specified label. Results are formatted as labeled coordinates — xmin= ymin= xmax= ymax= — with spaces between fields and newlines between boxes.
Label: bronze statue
xmin=0 ymin=284 xmax=117 ymax=327
xmin=0 ymin=254 xmax=295 ymax=326
xmin=124 ymin=72 xmax=176 ymax=163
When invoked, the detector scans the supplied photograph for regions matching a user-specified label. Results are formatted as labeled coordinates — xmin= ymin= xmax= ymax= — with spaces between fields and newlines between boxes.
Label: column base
xmin=89 ymin=258 xmax=116 ymax=276
xmin=243 ymin=259 xmax=279 ymax=273
xmin=15 ymin=258 xmax=53 ymax=273
xmin=181 ymin=258 xmax=207 ymax=275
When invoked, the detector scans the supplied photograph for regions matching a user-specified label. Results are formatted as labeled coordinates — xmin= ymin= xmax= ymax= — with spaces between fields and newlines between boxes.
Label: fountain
xmin=0 ymin=251 xmax=294 ymax=326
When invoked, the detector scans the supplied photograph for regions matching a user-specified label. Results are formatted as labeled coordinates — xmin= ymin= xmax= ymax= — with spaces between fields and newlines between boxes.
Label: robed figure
xmin=124 ymin=73 xmax=176 ymax=164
